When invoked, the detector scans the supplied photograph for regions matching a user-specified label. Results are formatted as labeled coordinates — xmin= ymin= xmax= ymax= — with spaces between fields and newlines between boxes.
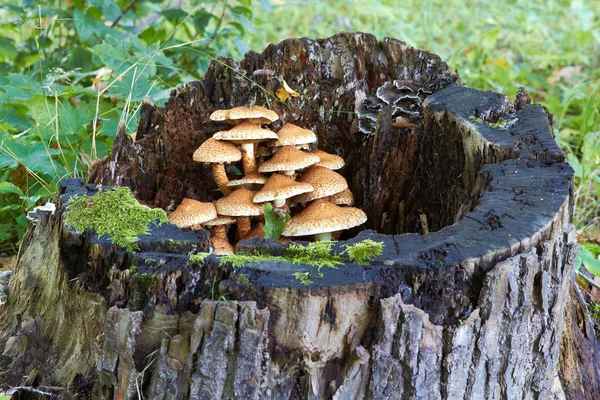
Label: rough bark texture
xmin=1 ymin=32 xmax=596 ymax=399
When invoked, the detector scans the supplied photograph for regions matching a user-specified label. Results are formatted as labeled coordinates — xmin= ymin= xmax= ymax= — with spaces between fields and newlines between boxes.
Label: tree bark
xmin=1 ymin=32 xmax=597 ymax=399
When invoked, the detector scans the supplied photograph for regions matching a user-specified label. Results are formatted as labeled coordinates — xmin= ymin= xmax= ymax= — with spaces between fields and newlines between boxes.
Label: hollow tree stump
xmin=1 ymin=32 xmax=599 ymax=399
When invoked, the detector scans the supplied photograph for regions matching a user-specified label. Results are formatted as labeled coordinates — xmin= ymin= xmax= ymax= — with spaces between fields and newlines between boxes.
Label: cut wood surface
xmin=1 ymin=32 xmax=597 ymax=399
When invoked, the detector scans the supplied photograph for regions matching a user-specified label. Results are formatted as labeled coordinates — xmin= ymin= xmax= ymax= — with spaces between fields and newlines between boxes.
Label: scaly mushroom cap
xmin=211 ymin=236 xmax=234 ymax=255
xmin=270 ymin=123 xmax=317 ymax=147
xmin=242 ymin=221 xmax=265 ymax=240
xmin=253 ymin=174 xmax=314 ymax=203
xmin=258 ymin=146 xmax=320 ymax=174
xmin=168 ymin=198 xmax=217 ymax=228
xmin=282 ymin=199 xmax=367 ymax=237
xmin=294 ymin=166 xmax=348 ymax=202
xmin=210 ymin=106 xmax=279 ymax=125
xmin=192 ymin=138 xmax=242 ymax=164
xmin=216 ymin=188 xmax=265 ymax=217
xmin=312 ymin=149 xmax=345 ymax=170
xmin=213 ymin=121 xmax=278 ymax=144
xmin=203 ymin=215 xmax=237 ymax=227
xmin=227 ymin=173 xmax=268 ymax=188
xmin=332 ymin=189 xmax=355 ymax=206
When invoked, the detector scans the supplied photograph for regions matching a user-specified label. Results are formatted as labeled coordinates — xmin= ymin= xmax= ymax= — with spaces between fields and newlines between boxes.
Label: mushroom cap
xmin=282 ymin=199 xmax=367 ymax=237
xmin=216 ymin=188 xmax=265 ymax=216
xmin=210 ymin=106 xmax=279 ymax=125
xmin=211 ymin=236 xmax=234 ymax=255
xmin=227 ymin=173 xmax=268 ymax=188
xmin=312 ymin=149 xmax=345 ymax=170
xmin=332 ymin=189 xmax=355 ymax=206
xmin=203 ymin=215 xmax=237 ymax=227
xmin=192 ymin=138 xmax=242 ymax=164
xmin=213 ymin=121 xmax=278 ymax=144
xmin=258 ymin=146 xmax=320 ymax=173
xmin=294 ymin=166 xmax=348 ymax=202
xmin=253 ymin=174 xmax=314 ymax=203
xmin=242 ymin=221 xmax=265 ymax=240
xmin=270 ymin=123 xmax=317 ymax=147
xmin=168 ymin=199 xmax=217 ymax=228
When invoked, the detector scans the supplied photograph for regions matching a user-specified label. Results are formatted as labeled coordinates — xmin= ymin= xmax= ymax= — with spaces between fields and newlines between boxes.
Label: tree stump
xmin=1 ymin=32 xmax=599 ymax=399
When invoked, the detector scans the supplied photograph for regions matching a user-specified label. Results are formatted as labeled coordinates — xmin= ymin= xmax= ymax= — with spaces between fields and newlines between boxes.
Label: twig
xmin=111 ymin=0 xmax=140 ymax=28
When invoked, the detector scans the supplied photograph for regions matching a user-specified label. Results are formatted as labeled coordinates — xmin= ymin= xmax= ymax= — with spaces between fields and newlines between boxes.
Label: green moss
xmin=130 ymin=272 xmax=158 ymax=307
xmin=236 ymin=273 xmax=250 ymax=285
xmin=219 ymin=251 xmax=286 ymax=268
xmin=293 ymin=272 xmax=312 ymax=286
xmin=129 ymin=265 xmax=139 ymax=274
xmin=468 ymin=115 xmax=508 ymax=130
xmin=286 ymin=241 xmax=344 ymax=269
xmin=190 ymin=252 xmax=210 ymax=265
xmin=64 ymin=187 xmax=167 ymax=252
xmin=144 ymin=258 xmax=156 ymax=265
xmin=588 ymin=302 xmax=600 ymax=321
xmin=344 ymin=239 xmax=384 ymax=265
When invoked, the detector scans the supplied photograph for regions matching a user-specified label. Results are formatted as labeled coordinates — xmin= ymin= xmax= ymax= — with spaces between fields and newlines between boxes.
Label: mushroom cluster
xmin=167 ymin=105 xmax=367 ymax=254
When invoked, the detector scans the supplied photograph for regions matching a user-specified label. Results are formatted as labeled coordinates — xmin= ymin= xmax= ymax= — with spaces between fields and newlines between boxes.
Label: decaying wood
xmin=1 ymin=32 xmax=596 ymax=399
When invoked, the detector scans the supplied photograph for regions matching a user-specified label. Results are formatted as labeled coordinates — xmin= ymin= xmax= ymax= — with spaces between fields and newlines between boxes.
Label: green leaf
xmin=0 ymin=182 xmax=24 ymax=196
xmin=262 ymin=203 xmax=289 ymax=240
xmin=575 ymin=246 xmax=600 ymax=278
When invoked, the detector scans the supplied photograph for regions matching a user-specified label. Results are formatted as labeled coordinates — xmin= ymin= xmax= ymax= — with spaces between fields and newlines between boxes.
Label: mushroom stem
xmin=237 ymin=216 xmax=252 ymax=239
xmin=282 ymin=170 xmax=295 ymax=176
xmin=273 ymin=199 xmax=286 ymax=208
xmin=214 ymin=225 xmax=228 ymax=239
xmin=241 ymin=143 xmax=257 ymax=174
xmin=314 ymin=232 xmax=333 ymax=241
xmin=212 ymin=164 xmax=231 ymax=195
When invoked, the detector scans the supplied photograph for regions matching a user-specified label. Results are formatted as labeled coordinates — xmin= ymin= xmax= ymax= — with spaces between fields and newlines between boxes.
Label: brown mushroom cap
xmin=331 ymin=189 xmax=355 ymax=206
xmin=294 ymin=166 xmax=348 ymax=202
xmin=203 ymin=215 xmax=237 ymax=227
xmin=168 ymin=199 xmax=217 ymax=228
xmin=211 ymin=236 xmax=234 ymax=255
xmin=216 ymin=188 xmax=265 ymax=217
xmin=213 ymin=121 xmax=278 ymax=144
xmin=242 ymin=221 xmax=265 ymax=240
xmin=210 ymin=106 xmax=279 ymax=125
xmin=312 ymin=149 xmax=345 ymax=170
xmin=192 ymin=138 xmax=242 ymax=164
xmin=253 ymin=174 xmax=314 ymax=203
xmin=227 ymin=173 xmax=268 ymax=188
xmin=282 ymin=199 xmax=367 ymax=237
xmin=258 ymin=146 xmax=320 ymax=174
xmin=270 ymin=123 xmax=317 ymax=147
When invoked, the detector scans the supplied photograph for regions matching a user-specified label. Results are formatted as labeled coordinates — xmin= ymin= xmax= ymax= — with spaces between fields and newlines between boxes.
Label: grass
xmin=0 ymin=0 xmax=598 ymax=258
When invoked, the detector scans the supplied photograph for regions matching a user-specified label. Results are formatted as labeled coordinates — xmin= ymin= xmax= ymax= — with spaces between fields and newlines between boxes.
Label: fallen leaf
xmin=276 ymin=79 xmax=300 ymax=102
xmin=392 ymin=117 xmax=417 ymax=128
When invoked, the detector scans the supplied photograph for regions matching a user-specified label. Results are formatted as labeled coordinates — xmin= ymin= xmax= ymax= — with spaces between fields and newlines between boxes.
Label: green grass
xmin=0 ymin=0 xmax=598 ymax=257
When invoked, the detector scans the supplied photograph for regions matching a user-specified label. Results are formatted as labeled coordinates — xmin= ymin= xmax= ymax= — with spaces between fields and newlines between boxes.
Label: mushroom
xmin=269 ymin=123 xmax=317 ymax=152
xmin=294 ymin=166 xmax=348 ymax=203
xmin=203 ymin=215 xmax=236 ymax=239
xmin=253 ymin=174 xmax=314 ymax=209
xmin=213 ymin=122 xmax=278 ymax=174
xmin=226 ymin=172 xmax=268 ymax=190
xmin=215 ymin=188 xmax=265 ymax=239
xmin=311 ymin=149 xmax=345 ymax=170
xmin=211 ymin=236 xmax=235 ymax=255
xmin=331 ymin=189 xmax=355 ymax=206
xmin=193 ymin=138 xmax=242 ymax=195
xmin=210 ymin=105 xmax=279 ymax=126
xmin=242 ymin=221 xmax=265 ymax=240
xmin=258 ymin=146 xmax=320 ymax=177
xmin=282 ymin=199 xmax=367 ymax=241
xmin=168 ymin=199 xmax=217 ymax=229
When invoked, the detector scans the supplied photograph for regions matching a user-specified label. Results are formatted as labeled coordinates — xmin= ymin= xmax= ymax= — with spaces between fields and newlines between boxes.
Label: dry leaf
xmin=392 ymin=117 xmax=417 ymax=128
xmin=276 ymin=79 xmax=300 ymax=102
xmin=92 ymin=67 xmax=114 ymax=92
